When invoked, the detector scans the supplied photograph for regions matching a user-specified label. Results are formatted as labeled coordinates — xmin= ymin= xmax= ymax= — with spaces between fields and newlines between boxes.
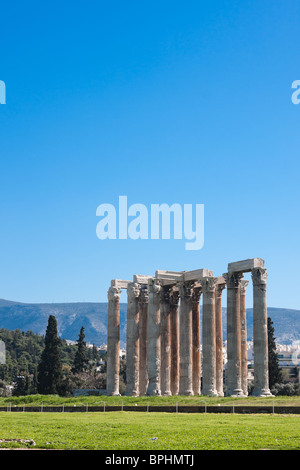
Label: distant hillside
xmin=0 ymin=299 xmax=127 ymax=348
xmin=0 ymin=299 xmax=299 ymax=346
xmin=222 ymin=307 xmax=300 ymax=345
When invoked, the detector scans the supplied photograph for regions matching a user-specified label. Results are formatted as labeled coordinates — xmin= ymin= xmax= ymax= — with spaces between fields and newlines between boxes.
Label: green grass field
xmin=1 ymin=395 xmax=299 ymax=450
xmin=0 ymin=411 xmax=299 ymax=450
xmin=1 ymin=394 xmax=300 ymax=407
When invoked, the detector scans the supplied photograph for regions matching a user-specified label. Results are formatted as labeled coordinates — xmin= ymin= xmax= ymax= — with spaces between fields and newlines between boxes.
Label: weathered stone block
xmin=111 ymin=279 xmax=131 ymax=289
xmin=228 ymin=258 xmax=265 ymax=273
xmin=183 ymin=269 xmax=213 ymax=281
xmin=133 ymin=274 xmax=153 ymax=284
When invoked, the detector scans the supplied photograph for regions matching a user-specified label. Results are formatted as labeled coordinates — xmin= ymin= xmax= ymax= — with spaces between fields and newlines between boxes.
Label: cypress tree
xmin=37 ymin=315 xmax=62 ymax=394
xmin=268 ymin=317 xmax=282 ymax=388
xmin=13 ymin=375 xmax=26 ymax=396
xmin=72 ymin=326 xmax=88 ymax=374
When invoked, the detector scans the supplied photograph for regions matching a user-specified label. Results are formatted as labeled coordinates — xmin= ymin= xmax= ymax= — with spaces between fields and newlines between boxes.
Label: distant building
xmin=223 ymin=341 xmax=300 ymax=387
xmin=120 ymin=348 xmax=126 ymax=358
xmin=276 ymin=343 xmax=300 ymax=382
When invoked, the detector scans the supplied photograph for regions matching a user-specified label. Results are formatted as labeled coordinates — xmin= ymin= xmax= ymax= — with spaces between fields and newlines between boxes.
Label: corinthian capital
xmin=107 ymin=286 xmax=121 ymax=302
xmin=160 ymin=286 xmax=172 ymax=303
xmin=200 ymin=277 xmax=218 ymax=294
xmin=192 ymin=287 xmax=202 ymax=303
xmin=148 ymin=278 xmax=161 ymax=295
xmin=139 ymin=286 xmax=149 ymax=304
xmin=215 ymin=282 xmax=226 ymax=297
xmin=240 ymin=280 xmax=249 ymax=295
xmin=169 ymin=287 xmax=180 ymax=306
xmin=223 ymin=272 xmax=244 ymax=288
xmin=178 ymin=282 xmax=194 ymax=299
xmin=251 ymin=267 xmax=267 ymax=286
xmin=127 ymin=282 xmax=140 ymax=300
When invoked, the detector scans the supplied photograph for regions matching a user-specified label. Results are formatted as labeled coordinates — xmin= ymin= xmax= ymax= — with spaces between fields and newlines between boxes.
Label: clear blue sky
xmin=0 ymin=1 xmax=299 ymax=308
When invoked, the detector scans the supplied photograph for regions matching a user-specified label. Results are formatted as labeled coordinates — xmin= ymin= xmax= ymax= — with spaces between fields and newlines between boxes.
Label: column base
xmin=146 ymin=383 xmax=161 ymax=396
xmin=252 ymin=387 xmax=273 ymax=397
xmin=107 ymin=389 xmax=120 ymax=396
xmin=125 ymin=389 xmax=140 ymax=397
xmin=178 ymin=389 xmax=194 ymax=396
xmin=226 ymin=388 xmax=246 ymax=397
xmin=202 ymin=389 xmax=218 ymax=397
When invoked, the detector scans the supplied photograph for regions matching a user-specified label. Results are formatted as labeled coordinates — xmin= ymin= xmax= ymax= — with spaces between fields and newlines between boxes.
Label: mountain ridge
xmin=0 ymin=299 xmax=299 ymax=346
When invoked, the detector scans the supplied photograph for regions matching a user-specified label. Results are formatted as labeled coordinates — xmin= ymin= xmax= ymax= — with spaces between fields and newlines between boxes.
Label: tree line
xmin=0 ymin=315 xmax=115 ymax=396
xmin=0 ymin=315 xmax=298 ymax=397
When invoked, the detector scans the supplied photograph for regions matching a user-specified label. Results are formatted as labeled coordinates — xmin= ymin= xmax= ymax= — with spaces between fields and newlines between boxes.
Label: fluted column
xmin=178 ymin=282 xmax=194 ymax=396
xmin=160 ymin=287 xmax=172 ymax=396
xmin=125 ymin=282 xmax=140 ymax=396
xmin=215 ymin=282 xmax=225 ymax=397
xmin=192 ymin=287 xmax=202 ymax=395
xmin=138 ymin=286 xmax=149 ymax=396
xmin=224 ymin=271 xmax=245 ymax=396
xmin=251 ymin=268 xmax=272 ymax=396
xmin=170 ymin=287 xmax=180 ymax=395
xmin=240 ymin=280 xmax=249 ymax=396
xmin=146 ymin=279 xmax=161 ymax=395
xmin=107 ymin=286 xmax=121 ymax=396
xmin=201 ymin=277 xmax=218 ymax=396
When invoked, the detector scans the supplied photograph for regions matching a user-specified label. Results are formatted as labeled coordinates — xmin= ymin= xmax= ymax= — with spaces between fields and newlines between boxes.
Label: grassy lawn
xmin=1 ymin=394 xmax=300 ymax=407
xmin=0 ymin=411 xmax=299 ymax=450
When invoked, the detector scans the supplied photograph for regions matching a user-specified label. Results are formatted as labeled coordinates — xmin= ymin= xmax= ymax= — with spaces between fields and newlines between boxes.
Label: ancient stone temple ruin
xmin=106 ymin=258 xmax=272 ymax=397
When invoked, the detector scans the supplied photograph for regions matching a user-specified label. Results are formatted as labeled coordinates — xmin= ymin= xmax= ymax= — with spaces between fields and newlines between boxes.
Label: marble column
xmin=138 ymin=286 xmax=149 ymax=396
xmin=146 ymin=279 xmax=162 ymax=395
xmin=178 ymin=282 xmax=194 ymax=396
xmin=251 ymin=267 xmax=272 ymax=397
xmin=240 ymin=280 xmax=249 ymax=396
xmin=192 ymin=287 xmax=202 ymax=395
xmin=201 ymin=277 xmax=218 ymax=396
xmin=125 ymin=282 xmax=140 ymax=396
xmin=170 ymin=287 xmax=180 ymax=395
xmin=215 ymin=282 xmax=225 ymax=397
xmin=160 ymin=287 xmax=172 ymax=396
xmin=106 ymin=286 xmax=121 ymax=396
xmin=224 ymin=272 xmax=245 ymax=396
